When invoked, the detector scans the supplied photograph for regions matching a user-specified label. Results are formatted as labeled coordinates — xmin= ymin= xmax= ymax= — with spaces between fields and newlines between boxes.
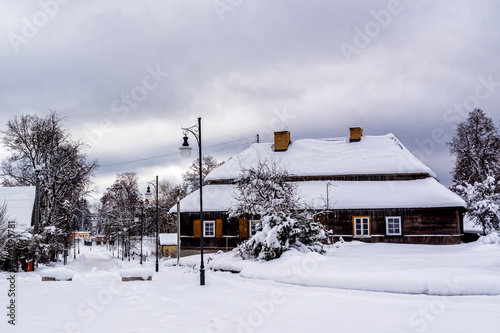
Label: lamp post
xmin=73 ymin=220 xmax=76 ymax=260
xmin=326 ymin=182 xmax=333 ymax=211
xmin=121 ymin=231 xmax=124 ymax=261
xmin=145 ymin=176 xmax=159 ymax=272
xmin=179 ymin=117 xmax=205 ymax=286
xmin=176 ymin=190 xmax=181 ymax=266
xmin=134 ymin=205 xmax=144 ymax=265
xmin=127 ymin=218 xmax=131 ymax=261
xmin=34 ymin=166 xmax=41 ymax=270
xmin=326 ymin=182 xmax=336 ymax=226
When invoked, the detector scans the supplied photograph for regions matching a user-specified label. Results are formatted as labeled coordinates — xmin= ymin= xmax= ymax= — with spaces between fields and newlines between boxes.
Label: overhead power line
xmin=97 ymin=135 xmax=256 ymax=172
xmin=96 ymin=127 xmax=383 ymax=175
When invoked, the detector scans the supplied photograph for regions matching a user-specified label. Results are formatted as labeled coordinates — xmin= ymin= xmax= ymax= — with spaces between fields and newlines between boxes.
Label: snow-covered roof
xmin=300 ymin=178 xmax=466 ymax=210
xmin=174 ymin=178 xmax=466 ymax=213
xmin=172 ymin=184 xmax=235 ymax=213
xmin=0 ymin=186 xmax=36 ymax=231
xmin=159 ymin=233 xmax=178 ymax=245
xmin=205 ymin=134 xmax=436 ymax=181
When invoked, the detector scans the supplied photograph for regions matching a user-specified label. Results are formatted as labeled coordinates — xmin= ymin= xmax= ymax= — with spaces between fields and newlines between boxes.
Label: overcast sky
xmin=1 ymin=0 xmax=499 ymax=203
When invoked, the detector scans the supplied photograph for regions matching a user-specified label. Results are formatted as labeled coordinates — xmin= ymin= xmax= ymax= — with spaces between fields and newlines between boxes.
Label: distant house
xmin=158 ymin=233 xmax=179 ymax=257
xmin=173 ymin=128 xmax=466 ymax=250
xmin=92 ymin=235 xmax=107 ymax=246
xmin=0 ymin=186 xmax=36 ymax=232
xmin=0 ymin=186 xmax=36 ymax=271
xmin=70 ymin=231 xmax=91 ymax=241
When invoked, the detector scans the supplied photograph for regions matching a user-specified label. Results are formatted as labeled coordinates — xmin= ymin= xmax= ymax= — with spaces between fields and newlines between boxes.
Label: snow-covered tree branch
xmin=230 ymin=158 xmax=326 ymax=260
xmin=448 ymin=109 xmax=500 ymax=237
xmin=457 ymin=173 xmax=500 ymax=235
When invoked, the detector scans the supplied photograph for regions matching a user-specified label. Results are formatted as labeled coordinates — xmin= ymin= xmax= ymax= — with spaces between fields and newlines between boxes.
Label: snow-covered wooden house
xmin=174 ymin=128 xmax=466 ymax=250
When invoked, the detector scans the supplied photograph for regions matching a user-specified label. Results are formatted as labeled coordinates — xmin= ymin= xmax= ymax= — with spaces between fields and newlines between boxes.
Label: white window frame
xmin=249 ymin=220 xmax=261 ymax=236
xmin=385 ymin=216 xmax=402 ymax=236
xmin=203 ymin=220 xmax=215 ymax=238
xmin=353 ymin=217 xmax=370 ymax=236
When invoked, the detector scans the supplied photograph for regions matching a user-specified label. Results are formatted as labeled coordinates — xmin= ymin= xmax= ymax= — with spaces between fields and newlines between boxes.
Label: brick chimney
xmin=274 ymin=131 xmax=291 ymax=151
xmin=349 ymin=127 xmax=363 ymax=142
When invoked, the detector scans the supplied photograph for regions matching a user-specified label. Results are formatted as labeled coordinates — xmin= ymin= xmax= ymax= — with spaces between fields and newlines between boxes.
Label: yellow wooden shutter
xmin=193 ymin=219 xmax=200 ymax=238
xmin=239 ymin=218 xmax=248 ymax=238
xmin=215 ymin=219 xmax=223 ymax=238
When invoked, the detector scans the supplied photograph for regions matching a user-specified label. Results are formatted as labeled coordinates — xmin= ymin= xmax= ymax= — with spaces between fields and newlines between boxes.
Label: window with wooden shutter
xmin=193 ymin=219 xmax=201 ymax=238
xmin=215 ymin=219 xmax=223 ymax=238
xmin=204 ymin=221 xmax=215 ymax=237
xmin=239 ymin=218 xmax=248 ymax=238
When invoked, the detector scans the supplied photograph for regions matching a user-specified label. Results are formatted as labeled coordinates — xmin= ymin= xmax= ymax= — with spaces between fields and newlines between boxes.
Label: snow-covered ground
xmin=196 ymin=238 xmax=500 ymax=296
xmin=1 ymin=239 xmax=499 ymax=332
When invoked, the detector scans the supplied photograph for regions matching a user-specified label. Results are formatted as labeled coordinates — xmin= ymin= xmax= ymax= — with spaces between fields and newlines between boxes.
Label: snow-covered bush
xmin=37 ymin=226 xmax=67 ymax=263
xmin=481 ymin=233 xmax=500 ymax=244
xmin=230 ymin=159 xmax=326 ymax=261
xmin=457 ymin=173 xmax=500 ymax=235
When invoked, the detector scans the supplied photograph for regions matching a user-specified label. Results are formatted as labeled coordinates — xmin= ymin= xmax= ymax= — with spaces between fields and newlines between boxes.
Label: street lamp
xmin=326 ymin=182 xmax=333 ymax=211
xmin=73 ymin=220 xmax=76 ymax=260
xmin=176 ymin=190 xmax=181 ymax=266
xmin=135 ymin=205 xmax=144 ymax=265
xmin=118 ymin=231 xmax=123 ymax=261
xmin=179 ymin=117 xmax=205 ymax=286
xmin=145 ymin=176 xmax=159 ymax=272
xmin=326 ymin=182 xmax=336 ymax=225
xmin=122 ymin=229 xmax=126 ymax=261
xmin=34 ymin=166 xmax=42 ymax=270
xmin=127 ymin=222 xmax=131 ymax=262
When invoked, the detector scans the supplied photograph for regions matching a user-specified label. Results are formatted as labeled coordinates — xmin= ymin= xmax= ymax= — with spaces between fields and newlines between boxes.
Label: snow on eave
xmin=175 ymin=178 xmax=466 ymax=213
xmin=159 ymin=233 xmax=178 ymax=245
xmin=172 ymin=184 xmax=235 ymax=213
xmin=298 ymin=178 xmax=465 ymax=210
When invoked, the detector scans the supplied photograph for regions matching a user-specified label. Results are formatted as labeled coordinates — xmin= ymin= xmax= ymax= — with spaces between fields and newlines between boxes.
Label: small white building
xmin=158 ymin=233 xmax=179 ymax=257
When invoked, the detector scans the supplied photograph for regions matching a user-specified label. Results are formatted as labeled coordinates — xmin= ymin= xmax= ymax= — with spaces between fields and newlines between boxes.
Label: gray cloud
xmin=1 ymin=0 xmax=499 ymax=201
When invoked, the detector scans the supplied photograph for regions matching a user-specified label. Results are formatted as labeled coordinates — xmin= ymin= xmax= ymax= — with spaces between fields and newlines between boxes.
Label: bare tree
xmin=182 ymin=155 xmax=222 ymax=194
xmin=1 ymin=111 xmax=97 ymax=263
xmin=157 ymin=179 xmax=185 ymax=233
xmin=448 ymin=109 xmax=500 ymax=187
xmin=448 ymin=109 xmax=500 ymax=236
xmin=99 ymin=172 xmax=142 ymax=257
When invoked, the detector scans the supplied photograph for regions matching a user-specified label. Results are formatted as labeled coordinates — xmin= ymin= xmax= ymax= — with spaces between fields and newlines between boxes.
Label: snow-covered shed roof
xmin=0 ymin=186 xmax=36 ymax=231
xmin=173 ymin=178 xmax=466 ymax=213
xmin=159 ymin=233 xmax=178 ymax=246
xmin=205 ymin=134 xmax=436 ymax=181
